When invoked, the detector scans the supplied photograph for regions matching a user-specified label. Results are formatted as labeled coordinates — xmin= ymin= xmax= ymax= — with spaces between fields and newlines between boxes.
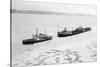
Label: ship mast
xmin=36 ymin=28 xmax=38 ymax=36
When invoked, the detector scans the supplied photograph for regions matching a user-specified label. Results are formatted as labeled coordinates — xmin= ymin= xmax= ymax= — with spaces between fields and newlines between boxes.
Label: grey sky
xmin=12 ymin=0 xmax=96 ymax=16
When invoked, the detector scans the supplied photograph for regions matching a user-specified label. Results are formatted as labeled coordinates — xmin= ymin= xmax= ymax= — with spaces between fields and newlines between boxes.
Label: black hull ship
xmin=58 ymin=26 xmax=91 ymax=37
xmin=23 ymin=29 xmax=52 ymax=44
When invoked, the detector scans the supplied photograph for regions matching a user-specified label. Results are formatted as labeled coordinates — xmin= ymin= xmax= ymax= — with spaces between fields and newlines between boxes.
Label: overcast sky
xmin=12 ymin=0 xmax=96 ymax=16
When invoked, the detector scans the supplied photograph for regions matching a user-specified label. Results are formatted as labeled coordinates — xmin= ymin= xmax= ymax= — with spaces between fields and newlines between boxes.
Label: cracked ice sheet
xmin=12 ymin=28 xmax=97 ymax=67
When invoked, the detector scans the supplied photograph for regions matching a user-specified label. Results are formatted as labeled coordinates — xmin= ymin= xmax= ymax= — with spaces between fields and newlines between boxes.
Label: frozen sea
xmin=12 ymin=13 xmax=97 ymax=67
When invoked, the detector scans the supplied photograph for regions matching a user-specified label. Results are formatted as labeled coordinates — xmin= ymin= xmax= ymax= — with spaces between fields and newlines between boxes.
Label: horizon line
xmin=11 ymin=9 xmax=96 ymax=16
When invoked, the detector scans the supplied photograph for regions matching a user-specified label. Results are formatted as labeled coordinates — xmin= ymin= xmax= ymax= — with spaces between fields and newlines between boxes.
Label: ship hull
xmin=23 ymin=37 xmax=52 ymax=45
xmin=58 ymin=27 xmax=91 ymax=37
